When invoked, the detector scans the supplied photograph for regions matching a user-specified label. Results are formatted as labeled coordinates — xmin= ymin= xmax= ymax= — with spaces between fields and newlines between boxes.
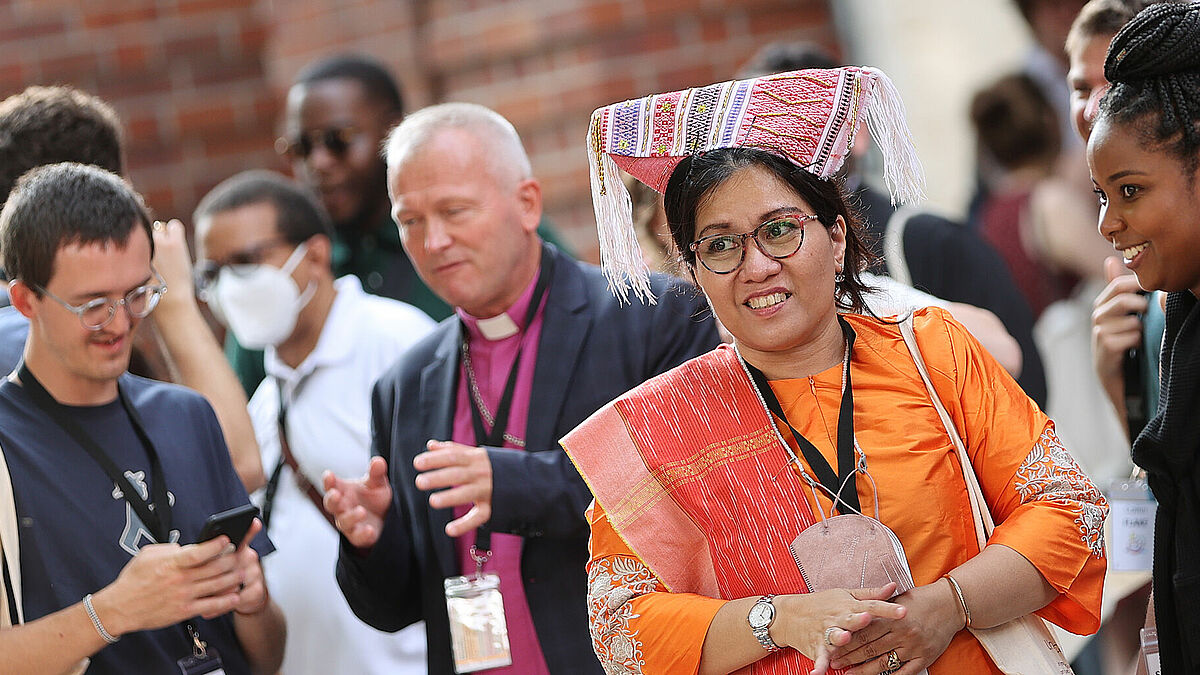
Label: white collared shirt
xmin=248 ymin=275 xmax=435 ymax=675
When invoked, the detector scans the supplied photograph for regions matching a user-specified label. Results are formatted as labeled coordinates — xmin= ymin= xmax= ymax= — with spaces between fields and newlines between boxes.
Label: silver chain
xmin=460 ymin=342 xmax=526 ymax=448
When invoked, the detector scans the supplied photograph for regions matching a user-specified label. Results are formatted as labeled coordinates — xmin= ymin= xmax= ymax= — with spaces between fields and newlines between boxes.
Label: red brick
xmin=114 ymin=44 xmax=150 ymax=71
xmin=177 ymin=0 xmax=253 ymax=17
xmin=164 ymin=33 xmax=222 ymax=61
xmin=83 ymin=5 xmax=159 ymax=29
xmin=177 ymin=103 xmax=236 ymax=135
xmin=37 ymin=52 xmax=97 ymax=82
xmin=0 ymin=16 xmax=66 ymax=42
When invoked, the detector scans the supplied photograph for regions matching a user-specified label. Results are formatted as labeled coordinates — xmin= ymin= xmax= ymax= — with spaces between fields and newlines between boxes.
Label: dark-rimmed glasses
xmin=689 ymin=213 xmax=820 ymax=274
xmin=193 ymin=238 xmax=289 ymax=294
xmin=36 ymin=271 xmax=167 ymax=331
xmin=275 ymin=125 xmax=360 ymax=160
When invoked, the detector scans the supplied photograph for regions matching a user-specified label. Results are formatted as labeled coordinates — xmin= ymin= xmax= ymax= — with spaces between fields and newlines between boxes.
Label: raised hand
xmin=322 ymin=456 xmax=392 ymax=549
xmin=1092 ymin=255 xmax=1150 ymax=426
xmin=413 ymin=440 xmax=493 ymax=538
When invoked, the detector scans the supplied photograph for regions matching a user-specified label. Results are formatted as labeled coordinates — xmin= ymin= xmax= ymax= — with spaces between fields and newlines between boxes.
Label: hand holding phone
xmin=196 ymin=503 xmax=259 ymax=547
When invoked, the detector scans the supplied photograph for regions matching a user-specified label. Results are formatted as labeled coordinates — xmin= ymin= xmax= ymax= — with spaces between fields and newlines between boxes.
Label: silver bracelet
xmin=83 ymin=593 xmax=119 ymax=644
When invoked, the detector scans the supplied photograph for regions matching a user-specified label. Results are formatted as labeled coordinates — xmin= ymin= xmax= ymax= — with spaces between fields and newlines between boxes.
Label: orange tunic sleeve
xmin=586 ymin=500 xmax=728 ymax=675
xmin=914 ymin=308 xmax=1109 ymax=634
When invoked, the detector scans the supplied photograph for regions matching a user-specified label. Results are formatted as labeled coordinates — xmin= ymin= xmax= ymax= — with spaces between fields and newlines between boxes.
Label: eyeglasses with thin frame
xmin=274 ymin=125 xmax=360 ymax=160
xmin=35 ymin=271 xmax=167 ymax=331
xmin=194 ymin=237 xmax=289 ymax=294
xmin=689 ymin=212 xmax=820 ymax=274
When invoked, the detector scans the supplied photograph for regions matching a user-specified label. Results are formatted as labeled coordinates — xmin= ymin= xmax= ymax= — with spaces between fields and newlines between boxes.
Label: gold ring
xmin=824 ymin=626 xmax=838 ymax=646
xmin=152 ymin=220 xmax=166 ymax=232
xmin=885 ymin=649 xmax=901 ymax=669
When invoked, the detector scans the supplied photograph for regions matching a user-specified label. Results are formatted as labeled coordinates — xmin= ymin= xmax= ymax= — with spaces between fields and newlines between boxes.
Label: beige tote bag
xmin=898 ymin=315 xmax=1074 ymax=675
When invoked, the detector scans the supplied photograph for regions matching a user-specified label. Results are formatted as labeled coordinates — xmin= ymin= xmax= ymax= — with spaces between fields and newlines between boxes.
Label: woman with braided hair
xmin=1088 ymin=2 xmax=1200 ymax=671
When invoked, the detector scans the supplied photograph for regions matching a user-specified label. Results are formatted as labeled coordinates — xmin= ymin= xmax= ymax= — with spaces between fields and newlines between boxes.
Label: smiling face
xmin=690 ymin=164 xmax=846 ymax=376
xmin=1088 ymin=115 xmax=1200 ymax=294
xmin=17 ymin=225 xmax=154 ymax=403
xmin=286 ymin=78 xmax=397 ymax=232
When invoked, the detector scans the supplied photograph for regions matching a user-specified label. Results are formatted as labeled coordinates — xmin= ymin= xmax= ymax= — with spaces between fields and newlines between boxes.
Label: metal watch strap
xmin=750 ymin=595 xmax=781 ymax=653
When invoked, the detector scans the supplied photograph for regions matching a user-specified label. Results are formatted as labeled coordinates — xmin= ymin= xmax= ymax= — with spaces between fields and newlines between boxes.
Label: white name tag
xmin=444 ymin=572 xmax=512 ymax=673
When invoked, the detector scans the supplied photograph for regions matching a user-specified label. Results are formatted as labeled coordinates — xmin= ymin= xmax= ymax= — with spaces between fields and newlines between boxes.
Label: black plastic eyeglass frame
xmin=194 ymin=237 xmax=289 ymax=292
xmin=689 ymin=213 xmax=819 ymax=274
xmin=35 ymin=271 xmax=167 ymax=331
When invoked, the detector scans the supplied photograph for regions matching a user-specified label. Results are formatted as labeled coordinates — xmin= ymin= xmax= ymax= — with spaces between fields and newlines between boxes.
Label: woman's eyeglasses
xmin=689 ymin=213 xmax=820 ymax=274
xmin=275 ymin=125 xmax=360 ymax=160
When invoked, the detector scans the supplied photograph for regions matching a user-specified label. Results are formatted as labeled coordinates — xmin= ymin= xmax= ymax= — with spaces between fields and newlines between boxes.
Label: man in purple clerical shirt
xmin=323 ymin=103 xmax=720 ymax=674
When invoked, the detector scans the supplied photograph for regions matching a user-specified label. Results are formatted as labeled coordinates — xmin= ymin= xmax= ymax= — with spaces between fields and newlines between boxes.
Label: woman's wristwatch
xmin=748 ymin=595 xmax=781 ymax=652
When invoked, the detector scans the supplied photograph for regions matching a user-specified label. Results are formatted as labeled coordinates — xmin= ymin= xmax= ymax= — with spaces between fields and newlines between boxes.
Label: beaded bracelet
xmin=83 ymin=593 xmax=119 ymax=644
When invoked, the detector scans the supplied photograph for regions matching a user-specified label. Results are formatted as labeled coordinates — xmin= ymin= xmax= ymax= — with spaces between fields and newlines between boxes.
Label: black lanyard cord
xmin=745 ymin=316 xmax=861 ymax=514
xmin=16 ymin=363 xmax=173 ymax=543
xmin=461 ymin=247 xmax=553 ymax=555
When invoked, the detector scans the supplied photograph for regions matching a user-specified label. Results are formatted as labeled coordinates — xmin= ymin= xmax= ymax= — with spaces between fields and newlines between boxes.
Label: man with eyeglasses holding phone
xmin=192 ymin=169 xmax=433 ymax=675
xmin=0 ymin=163 xmax=285 ymax=675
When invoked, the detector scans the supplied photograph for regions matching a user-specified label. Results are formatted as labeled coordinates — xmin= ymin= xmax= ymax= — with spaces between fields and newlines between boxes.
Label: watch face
xmin=748 ymin=601 xmax=774 ymax=627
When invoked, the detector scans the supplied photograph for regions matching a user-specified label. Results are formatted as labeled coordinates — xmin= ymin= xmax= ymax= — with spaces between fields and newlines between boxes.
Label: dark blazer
xmin=336 ymin=244 xmax=720 ymax=674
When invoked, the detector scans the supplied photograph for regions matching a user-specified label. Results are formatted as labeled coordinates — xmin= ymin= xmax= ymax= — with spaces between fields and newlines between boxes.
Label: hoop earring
xmin=835 ymin=271 xmax=845 ymax=283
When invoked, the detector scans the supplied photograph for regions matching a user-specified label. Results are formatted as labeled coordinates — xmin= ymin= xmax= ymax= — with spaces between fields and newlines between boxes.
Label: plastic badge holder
xmin=1109 ymin=477 xmax=1156 ymax=572
xmin=1141 ymin=627 xmax=1161 ymax=675
xmin=444 ymin=572 xmax=512 ymax=673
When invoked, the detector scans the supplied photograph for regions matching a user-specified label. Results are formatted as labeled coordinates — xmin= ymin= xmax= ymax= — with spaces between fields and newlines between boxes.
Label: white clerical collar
xmin=475 ymin=312 xmax=520 ymax=341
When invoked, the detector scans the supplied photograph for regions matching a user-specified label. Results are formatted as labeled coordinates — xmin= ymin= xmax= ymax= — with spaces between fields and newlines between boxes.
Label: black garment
xmin=854 ymin=185 xmax=1047 ymax=407
xmin=335 ymin=244 xmax=720 ymax=674
xmin=1132 ymin=291 xmax=1200 ymax=673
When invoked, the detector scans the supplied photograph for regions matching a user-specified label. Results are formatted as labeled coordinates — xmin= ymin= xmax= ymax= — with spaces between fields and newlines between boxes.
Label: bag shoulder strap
xmin=0 ymin=438 xmax=23 ymax=626
xmin=896 ymin=314 xmax=993 ymax=547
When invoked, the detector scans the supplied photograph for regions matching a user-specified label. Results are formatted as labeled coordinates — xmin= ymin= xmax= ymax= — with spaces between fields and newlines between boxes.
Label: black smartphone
xmin=196 ymin=504 xmax=259 ymax=547
xmin=1123 ymin=290 xmax=1151 ymax=441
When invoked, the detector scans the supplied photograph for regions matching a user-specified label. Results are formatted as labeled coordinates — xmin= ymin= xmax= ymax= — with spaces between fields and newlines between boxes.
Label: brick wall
xmin=2 ymin=0 xmax=835 ymax=259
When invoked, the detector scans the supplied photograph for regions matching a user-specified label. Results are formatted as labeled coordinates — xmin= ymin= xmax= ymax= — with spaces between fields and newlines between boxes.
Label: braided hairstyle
xmin=1099 ymin=2 xmax=1200 ymax=173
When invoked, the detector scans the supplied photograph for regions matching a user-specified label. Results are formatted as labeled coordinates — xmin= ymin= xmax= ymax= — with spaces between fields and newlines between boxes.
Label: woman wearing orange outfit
xmin=564 ymin=67 xmax=1108 ymax=675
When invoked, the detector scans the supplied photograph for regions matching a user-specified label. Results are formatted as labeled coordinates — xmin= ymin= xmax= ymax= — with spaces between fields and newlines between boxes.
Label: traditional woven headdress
xmin=587 ymin=66 xmax=925 ymax=302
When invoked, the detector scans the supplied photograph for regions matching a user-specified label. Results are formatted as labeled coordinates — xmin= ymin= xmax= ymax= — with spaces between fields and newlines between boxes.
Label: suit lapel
xmin=526 ymin=247 xmax=590 ymax=455
xmin=420 ymin=322 xmax=462 ymax=577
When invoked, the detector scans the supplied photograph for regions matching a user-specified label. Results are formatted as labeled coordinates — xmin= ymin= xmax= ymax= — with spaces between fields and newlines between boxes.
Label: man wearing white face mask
xmin=194 ymin=170 xmax=435 ymax=675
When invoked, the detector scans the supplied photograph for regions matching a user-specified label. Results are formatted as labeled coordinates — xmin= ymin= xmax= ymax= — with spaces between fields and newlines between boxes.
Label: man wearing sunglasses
xmin=0 ymin=163 xmax=285 ymax=674
xmin=193 ymin=169 xmax=434 ymax=675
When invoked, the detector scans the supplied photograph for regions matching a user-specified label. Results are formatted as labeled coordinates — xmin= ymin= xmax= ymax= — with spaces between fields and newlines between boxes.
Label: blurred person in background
xmin=194 ymin=170 xmax=433 ymax=675
xmin=0 ymin=85 xmax=263 ymax=491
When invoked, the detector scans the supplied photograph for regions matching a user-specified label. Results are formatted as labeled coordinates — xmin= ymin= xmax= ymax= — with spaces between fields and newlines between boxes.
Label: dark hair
xmin=663 ymin=148 xmax=878 ymax=313
xmin=194 ymin=170 xmax=335 ymax=246
xmin=1099 ymin=1 xmax=1200 ymax=174
xmin=0 ymin=86 xmax=124 ymax=209
xmin=293 ymin=53 xmax=404 ymax=114
xmin=0 ymin=163 xmax=152 ymax=292
xmin=738 ymin=41 xmax=837 ymax=79
xmin=970 ymin=73 xmax=1062 ymax=172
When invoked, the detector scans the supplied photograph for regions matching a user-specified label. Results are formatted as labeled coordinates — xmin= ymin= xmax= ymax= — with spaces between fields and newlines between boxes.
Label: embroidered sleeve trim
xmin=587 ymin=555 xmax=661 ymax=675
xmin=1014 ymin=426 xmax=1109 ymax=558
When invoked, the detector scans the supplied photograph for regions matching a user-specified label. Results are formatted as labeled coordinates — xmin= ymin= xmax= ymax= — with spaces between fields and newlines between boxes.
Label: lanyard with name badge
xmin=17 ymin=364 xmax=226 ymax=673
xmin=443 ymin=247 xmax=552 ymax=673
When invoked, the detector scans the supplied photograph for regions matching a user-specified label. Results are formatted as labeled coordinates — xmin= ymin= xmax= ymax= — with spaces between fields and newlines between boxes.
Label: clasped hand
xmin=826 ymin=580 xmax=963 ymax=675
